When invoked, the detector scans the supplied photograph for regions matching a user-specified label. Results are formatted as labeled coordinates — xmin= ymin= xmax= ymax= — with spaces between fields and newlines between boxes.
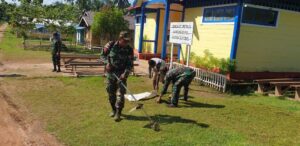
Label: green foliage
xmin=190 ymin=50 xmax=236 ymax=74
xmin=5 ymin=1 xmax=80 ymax=38
xmin=76 ymin=0 xmax=108 ymax=11
xmin=0 ymin=1 xmax=10 ymax=22
xmin=64 ymin=0 xmax=129 ymax=10
xmin=92 ymin=7 xmax=129 ymax=41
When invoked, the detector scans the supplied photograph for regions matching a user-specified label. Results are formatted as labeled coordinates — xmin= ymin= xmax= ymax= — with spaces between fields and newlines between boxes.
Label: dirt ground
xmin=0 ymin=24 xmax=63 ymax=146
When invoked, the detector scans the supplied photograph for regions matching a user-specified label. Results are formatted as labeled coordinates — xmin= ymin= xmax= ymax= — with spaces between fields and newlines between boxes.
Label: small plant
xmin=189 ymin=50 xmax=236 ymax=74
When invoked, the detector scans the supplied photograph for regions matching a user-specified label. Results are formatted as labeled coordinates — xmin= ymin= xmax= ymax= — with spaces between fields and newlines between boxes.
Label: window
xmin=135 ymin=15 xmax=146 ymax=24
xmin=203 ymin=6 xmax=236 ymax=23
xmin=242 ymin=7 xmax=278 ymax=27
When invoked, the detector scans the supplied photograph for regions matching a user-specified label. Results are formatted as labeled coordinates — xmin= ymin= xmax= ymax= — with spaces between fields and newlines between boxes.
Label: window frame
xmin=202 ymin=6 xmax=237 ymax=23
xmin=135 ymin=15 xmax=146 ymax=24
xmin=241 ymin=6 xmax=279 ymax=27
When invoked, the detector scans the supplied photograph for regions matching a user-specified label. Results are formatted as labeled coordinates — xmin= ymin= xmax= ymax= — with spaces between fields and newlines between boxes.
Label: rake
xmin=113 ymin=73 xmax=160 ymax=131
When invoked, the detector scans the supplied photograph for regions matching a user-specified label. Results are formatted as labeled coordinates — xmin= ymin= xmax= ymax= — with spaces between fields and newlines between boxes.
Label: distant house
xmin=76 ymin=11 xmax=97 ymax=47
xmin=76 ymin=10 xmax=135 ymax=47
xmin=33 ymin=24 xmax=47 ymax=33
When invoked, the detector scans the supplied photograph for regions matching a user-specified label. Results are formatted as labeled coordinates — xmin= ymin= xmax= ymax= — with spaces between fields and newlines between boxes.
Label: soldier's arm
xmin=101 ymin=41 xmax=114 ymax=64
xmin=57 ymin=41 xmax=62 ymax=55
xmin=54 ymin=41 xmax=59 ymax=55
xmin=160 ymin=76 xmax=171 ymax=96
xmin=124 ymin=46 xmax=134 ymax=77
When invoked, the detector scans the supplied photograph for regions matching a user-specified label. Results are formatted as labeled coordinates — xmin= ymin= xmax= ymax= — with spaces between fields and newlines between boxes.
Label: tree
xmin=0 ymin=0 xmax=16 ymax=22
xmin=113 ymin=0 xmax=130 ymax=9
xmin=64 ymin=0 xmax=130 ymax=10
xmin=92 ymin=8 xmax=129 ymax=42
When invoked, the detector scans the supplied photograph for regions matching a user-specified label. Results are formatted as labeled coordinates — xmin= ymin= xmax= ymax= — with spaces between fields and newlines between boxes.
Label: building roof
xmin=78 ymin=10 xmax=135 ymax=30
xmin=132 ymin=0 xmax=300 ymax=12
xmin=79 ymin=11 xmax=95 ymax=27
xmin=123 ymin=15 xmax=135 ymax=30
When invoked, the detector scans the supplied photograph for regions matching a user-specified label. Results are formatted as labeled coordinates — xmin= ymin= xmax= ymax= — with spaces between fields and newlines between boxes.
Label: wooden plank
xmin=254 ymin=78 xmax=300 ymax=83
xmin=70 ymin=63 xmax=104 ymax=66
xmin=60 ymin=54 xmax=99 ymax=59
xmin=290 ymin=85 xmax=300 ymax=88
xmin=270 ymin=81 xmax=300 ymax=86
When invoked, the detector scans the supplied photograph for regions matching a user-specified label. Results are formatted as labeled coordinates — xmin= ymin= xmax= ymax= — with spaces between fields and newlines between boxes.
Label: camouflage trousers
xmin=52 ymin=54 xmax=60 ymax=70
xmin=106 ymin=71 xmax=127 ymax=111
xmin=171 ymin=72 xmax=196 ymax=105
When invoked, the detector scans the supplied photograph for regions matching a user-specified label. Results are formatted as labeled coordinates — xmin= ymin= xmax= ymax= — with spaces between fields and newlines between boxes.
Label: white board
xmin=169 ymin=22 xmax=194 ymax=45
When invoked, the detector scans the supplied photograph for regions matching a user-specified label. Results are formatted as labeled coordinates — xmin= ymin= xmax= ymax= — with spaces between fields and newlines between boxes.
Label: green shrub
xmin=189 ymin=50 xmax=236 ymax=74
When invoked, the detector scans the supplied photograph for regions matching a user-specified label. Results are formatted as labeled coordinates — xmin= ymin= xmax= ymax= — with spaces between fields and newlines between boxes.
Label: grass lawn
xmin=4 ymin=76 xmax=300 ymax=146
xmin=0 ymin=28 xmax=50 ymax=63
xmin=0 ymin=28 xmax=98 ymax=63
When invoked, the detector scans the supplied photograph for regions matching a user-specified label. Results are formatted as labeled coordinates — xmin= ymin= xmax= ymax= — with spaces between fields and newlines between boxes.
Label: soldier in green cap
xmin=101 ymin=31 xmax=134 ymax=122
xmin=157 ymin=67 xmax=196 ymax=107
xmin=51 ymin=32 xmax=62 ymax=72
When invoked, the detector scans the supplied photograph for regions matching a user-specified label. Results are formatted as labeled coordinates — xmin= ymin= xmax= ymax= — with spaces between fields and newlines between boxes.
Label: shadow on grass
xmin=0 ymin=74 xmax=26 ymax=78
xmin=159 ymin=96 xmax=225 ymax=109
xmin=123 ymin=114 xmax=209 ymax=130
xmin=181 ymin=100 xmax=225 ymax=109
xmin=227 ymin=83 xmax=257 ymax=96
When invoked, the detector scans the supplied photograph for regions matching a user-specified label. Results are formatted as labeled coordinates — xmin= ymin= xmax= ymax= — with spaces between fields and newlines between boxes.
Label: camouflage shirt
xmin=102 ymin=41 xmax=134 ymax=72
xmin=165 ymin=67 xmax=187 ymax=81
xmin=51 ymin=40 xmax=62 ymax=55
xmin=161 ymin=67 xmax=195 ymax=95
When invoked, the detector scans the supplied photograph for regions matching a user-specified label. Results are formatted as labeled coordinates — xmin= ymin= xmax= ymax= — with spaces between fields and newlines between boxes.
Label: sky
xmin=5 ymin=0 xmax=135 ymax=5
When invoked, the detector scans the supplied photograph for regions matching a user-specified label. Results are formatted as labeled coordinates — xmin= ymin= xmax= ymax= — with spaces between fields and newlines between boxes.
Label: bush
xmin=189 ymin=50 xmax=236 ymax=74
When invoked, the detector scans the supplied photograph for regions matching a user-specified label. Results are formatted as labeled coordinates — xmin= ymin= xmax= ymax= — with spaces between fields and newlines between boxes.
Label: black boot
xmin=109 ymin=109 xmax=116 ymax=117
xmin=53 ymin=63 xmax=57 ymax=72
xmin=57 ymin=63 xmax=61 ymax=72
xmin=114 ymin=109 xmax=122 ymax=122
xmin=109 ymin=97 xmax=116 ymax=117
xmin=53 ymin=66 xmax=57 ymax=72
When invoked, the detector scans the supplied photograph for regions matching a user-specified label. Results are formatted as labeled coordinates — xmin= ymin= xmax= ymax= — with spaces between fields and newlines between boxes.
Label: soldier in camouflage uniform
xmin=157 ymin=67 xmax=196 ymax=107
xmin=102 ymin=31 xmax=134 ymax=122
xmin=51 ymin=32 xmax=62 ymax=72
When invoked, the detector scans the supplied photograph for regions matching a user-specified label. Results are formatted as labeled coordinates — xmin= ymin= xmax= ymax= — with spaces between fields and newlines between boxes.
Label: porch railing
xmin=170 ymin=62 xmax=227 ymax=92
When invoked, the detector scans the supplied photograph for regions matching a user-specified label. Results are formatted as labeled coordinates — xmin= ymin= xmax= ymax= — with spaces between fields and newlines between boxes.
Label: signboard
xmin=169 ymin=22 xmax=194 ymax=45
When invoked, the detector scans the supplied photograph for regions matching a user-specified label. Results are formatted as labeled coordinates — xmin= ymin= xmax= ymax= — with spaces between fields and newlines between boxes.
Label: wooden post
xmin=295 ymin=87 xmax=300 ymax=100
xmin=186 ymin=45 xmax=191 ymax=67
xmin=275 ymin=85 xmax=283 ymax=96
xmin=256 ymin=83 xmax=265 ymax=94
xmin=169 ymin=43 xmax=174 ymax=69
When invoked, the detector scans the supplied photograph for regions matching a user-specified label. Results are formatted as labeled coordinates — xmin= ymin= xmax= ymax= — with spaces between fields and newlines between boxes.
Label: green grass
xmin=0 ymin=27 xmax=50 ymax=62
xmin=0 ymin=27 xmax=98 ymax=63
xmin=5 ymin=76 xmax=300 ymax=146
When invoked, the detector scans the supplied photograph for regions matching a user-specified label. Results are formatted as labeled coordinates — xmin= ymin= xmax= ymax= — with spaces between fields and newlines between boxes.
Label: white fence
xmin=170 ymin=62 xmax=228 ymax=92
